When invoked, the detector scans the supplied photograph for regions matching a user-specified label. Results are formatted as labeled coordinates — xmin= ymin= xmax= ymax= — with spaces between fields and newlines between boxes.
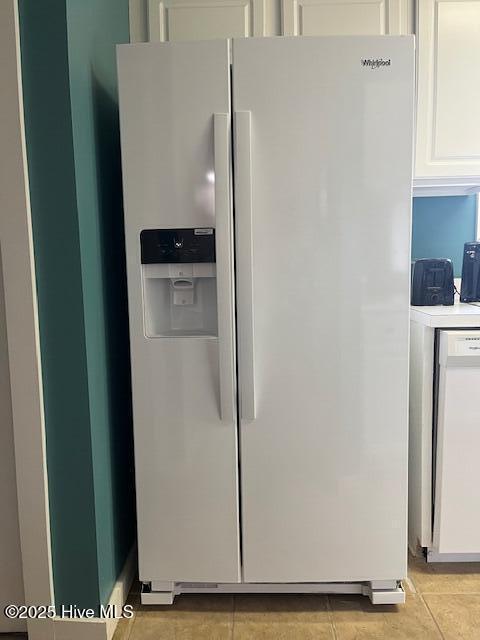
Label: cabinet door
xmin=282 ymin=0 xmax=412 ymax=36
xmin=148 ymin=0 xmax=266 ymax=41
xmin=416 ymin=0 xmax=480 ymax=178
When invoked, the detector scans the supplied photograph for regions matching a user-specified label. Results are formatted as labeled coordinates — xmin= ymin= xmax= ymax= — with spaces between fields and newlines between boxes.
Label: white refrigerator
xmin=117 ymin=35 xmax=414 ymax=605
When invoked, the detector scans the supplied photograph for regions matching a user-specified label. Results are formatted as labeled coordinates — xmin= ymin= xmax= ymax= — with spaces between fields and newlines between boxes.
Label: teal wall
xmin=412 ymin=196 xmax=477 ymax=277
xmin=65 ymin=0 xmax=134 ymax=607
xmin=19 ymin=0 xmax=134 ymax=612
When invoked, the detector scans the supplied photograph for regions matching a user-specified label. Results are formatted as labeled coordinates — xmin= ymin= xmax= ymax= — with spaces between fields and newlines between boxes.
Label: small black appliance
xmin=411 ymin=258 xmax=454 ymax=306
xmin=460 ymin=242 xmax=480 ymax=303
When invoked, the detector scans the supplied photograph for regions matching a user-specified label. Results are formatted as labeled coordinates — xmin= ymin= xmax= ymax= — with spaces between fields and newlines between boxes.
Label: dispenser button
xmin=169 ymin=264 xmax=193 ymax=278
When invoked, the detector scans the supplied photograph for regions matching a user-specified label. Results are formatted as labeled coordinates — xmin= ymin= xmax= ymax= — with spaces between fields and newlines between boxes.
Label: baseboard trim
xmin=104 ymin=544 xmax=137 ymax=640
xmin=49 ymin=545 xmax=137 ymax=640
xmin=53 ymin=616 xmax=110 ymax=640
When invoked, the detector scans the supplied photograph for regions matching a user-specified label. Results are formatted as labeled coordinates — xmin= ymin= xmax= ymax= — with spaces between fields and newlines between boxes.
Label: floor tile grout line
xmin=415 ymin=590 xmax=480 ymax=595
xmin=231 ymin=595 xmax=236 ymax=640
xmin=326 ymin=595 xmax=339 ymax=640
xmin=419 ymin=592 xmax=446 ymax=640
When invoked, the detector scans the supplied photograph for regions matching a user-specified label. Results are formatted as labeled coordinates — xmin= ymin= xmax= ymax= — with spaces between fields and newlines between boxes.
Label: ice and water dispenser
xmin=140 ymin=228 xmax=217 ymax=337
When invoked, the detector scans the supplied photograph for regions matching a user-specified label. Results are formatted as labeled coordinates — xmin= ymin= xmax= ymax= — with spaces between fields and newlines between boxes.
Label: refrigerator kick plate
xmin=141 ymin=580 xmax=405 ymax=606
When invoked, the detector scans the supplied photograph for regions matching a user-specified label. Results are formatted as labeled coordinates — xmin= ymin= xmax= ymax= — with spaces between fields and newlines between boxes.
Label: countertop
xmin=411 ymin=301 xmax=480 ymax=328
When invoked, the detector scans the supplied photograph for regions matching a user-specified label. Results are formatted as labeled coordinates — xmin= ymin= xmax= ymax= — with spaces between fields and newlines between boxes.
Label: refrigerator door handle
xmin=234 ymin=111 xmax=256 ymax=422
xmin=214 ymin=113 xmax=236 ymax=424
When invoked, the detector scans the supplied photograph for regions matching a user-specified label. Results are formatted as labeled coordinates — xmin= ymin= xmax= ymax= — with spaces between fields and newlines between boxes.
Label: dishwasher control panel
xmin=439 ymin=330 xmax=480 ymax=365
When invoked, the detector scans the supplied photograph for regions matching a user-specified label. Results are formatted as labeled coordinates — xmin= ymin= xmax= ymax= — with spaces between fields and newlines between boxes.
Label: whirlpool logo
xmin=361 ymin=58 xmax=391 ymax=69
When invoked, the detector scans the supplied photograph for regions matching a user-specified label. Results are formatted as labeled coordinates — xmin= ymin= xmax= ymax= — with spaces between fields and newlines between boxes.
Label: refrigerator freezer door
xmin=118 ymin=40 xmax=241 ymax=583
xmin=233 ymin=36 xmax=414 ymax=583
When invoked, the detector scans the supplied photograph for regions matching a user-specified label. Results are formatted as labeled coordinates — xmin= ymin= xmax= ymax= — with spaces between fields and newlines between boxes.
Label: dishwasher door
xmin=433 ymin=330 xmax=480 ymax=556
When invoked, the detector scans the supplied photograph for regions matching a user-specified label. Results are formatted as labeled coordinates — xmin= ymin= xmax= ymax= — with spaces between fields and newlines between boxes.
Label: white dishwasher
xmin=432 ymin=330 xmax=480 ymax=559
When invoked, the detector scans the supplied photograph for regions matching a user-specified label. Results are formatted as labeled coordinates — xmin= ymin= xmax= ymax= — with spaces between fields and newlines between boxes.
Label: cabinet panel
xmin=282 ymin=0 xmax=412 ymax=36
xmin=148 ymin=0 xmax=265 ymax=40
xmin=416 ymin=0 xmax=480 ymax=178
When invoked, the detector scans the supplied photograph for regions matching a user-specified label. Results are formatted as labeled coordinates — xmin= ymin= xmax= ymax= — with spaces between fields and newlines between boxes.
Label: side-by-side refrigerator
xmin=117 ymin=36 xmax=414 ymax=605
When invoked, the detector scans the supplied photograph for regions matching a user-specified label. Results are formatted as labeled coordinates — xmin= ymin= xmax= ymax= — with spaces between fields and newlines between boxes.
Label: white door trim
xmin=0 ymin=1 xmax=55 ymax=637
xmin=129 ymin=0 xmax=149 ymax=42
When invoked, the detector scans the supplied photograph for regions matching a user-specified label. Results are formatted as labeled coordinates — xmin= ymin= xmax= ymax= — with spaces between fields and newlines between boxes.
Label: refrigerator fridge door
xmin=118 ymin=40 xmax=241 ymax=583
xmin=233 ymin=36 xmax=414 ymax=583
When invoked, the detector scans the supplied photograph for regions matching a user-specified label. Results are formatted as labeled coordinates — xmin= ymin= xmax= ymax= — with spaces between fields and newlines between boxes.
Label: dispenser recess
xmin=141 ymin=228 xmax=217 ymax=338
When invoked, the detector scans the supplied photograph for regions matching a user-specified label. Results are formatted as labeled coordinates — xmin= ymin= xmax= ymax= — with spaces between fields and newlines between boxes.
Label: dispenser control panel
xmin=141 ymin=228 xmax=216 ymax=264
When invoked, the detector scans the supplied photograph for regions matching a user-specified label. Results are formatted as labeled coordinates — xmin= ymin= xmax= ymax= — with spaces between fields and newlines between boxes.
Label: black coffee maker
xmin=460 ymin=242 xmax=480 ymax=302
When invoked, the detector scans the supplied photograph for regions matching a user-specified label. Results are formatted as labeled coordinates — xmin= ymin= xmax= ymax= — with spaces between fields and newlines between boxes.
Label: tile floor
xmin=114 ymin=556 xmax=480 ymax=639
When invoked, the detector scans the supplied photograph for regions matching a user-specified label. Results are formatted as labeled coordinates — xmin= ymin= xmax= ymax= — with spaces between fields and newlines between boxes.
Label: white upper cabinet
xmin=144 ymin=0 xmax=412 ymax=41
xmin=135 ymin=0 xmax=480 ymax=193
xmin=282 ymin=0 xmax=412 ymax=36
xmin=148 ymin=0 xmax=267 ymax=41
xmin=415 ymin=0 xmax=480 ymax=188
